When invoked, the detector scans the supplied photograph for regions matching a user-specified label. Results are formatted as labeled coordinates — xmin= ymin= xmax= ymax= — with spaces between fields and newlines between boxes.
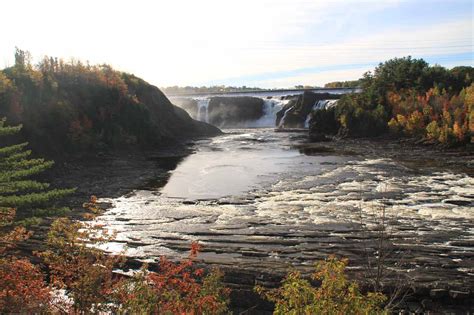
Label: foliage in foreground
xmin=256 ymin=256 xmax=387 ymax=315
xmin=111 ymin=244 xmax=230 ymax=315
xmin=0 ymin=117 xmax=73 ymax=313
xmin=1 ymin=197 xmax=230 ymax=314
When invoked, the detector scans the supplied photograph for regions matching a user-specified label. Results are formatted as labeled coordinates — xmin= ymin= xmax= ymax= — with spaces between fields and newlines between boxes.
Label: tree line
xmin=0 ymin=48 xmax=204 ymax=157
xmin=311 ymin=56 xmax=474 ymax=146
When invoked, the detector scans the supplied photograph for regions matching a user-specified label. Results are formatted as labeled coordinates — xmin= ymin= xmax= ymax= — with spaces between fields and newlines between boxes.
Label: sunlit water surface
xmin=98 ymin=128 xmax=473 ymax=286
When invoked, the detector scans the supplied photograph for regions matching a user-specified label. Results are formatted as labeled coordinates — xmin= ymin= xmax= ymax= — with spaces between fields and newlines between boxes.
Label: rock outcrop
xmin=276 ymin=91 xmax=341 ymax=128
xmin=124 ymin=75 xmax=221 ymax=140
xmin=208 ymin=96 xmax=264 ymax=127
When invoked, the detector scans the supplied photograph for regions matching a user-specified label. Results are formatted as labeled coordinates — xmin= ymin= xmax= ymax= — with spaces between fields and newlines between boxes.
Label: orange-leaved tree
xmin=110 ymin=242 xmax=230 ymax=314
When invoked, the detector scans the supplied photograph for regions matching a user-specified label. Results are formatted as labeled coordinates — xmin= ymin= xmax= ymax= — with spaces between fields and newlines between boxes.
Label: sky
xmin=1 ymin=0 xmax=473 ymax=88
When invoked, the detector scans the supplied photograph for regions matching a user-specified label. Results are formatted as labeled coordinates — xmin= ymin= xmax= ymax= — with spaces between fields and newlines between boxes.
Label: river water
xmin=98 ymin=128 xmax=473 ymax=290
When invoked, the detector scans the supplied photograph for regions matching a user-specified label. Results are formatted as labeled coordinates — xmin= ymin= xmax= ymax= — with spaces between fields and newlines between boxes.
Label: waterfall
xmin=252 ymin=98 xmax=289 ymax=127
xmin=182 ymin=96 xmax=291 ymax=128
xmin=304 ymin=99 xmax=338 ymax=128
xmin=279 ymin=105 xmax=294 ymax=128
xmin=196 ymin=98 xmax=210 ymax=123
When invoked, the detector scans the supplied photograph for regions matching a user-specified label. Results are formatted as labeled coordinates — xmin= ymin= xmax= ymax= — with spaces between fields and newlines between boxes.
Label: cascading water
xmin=196 ymin=98 xmax=210 ymax=123
xmin=253 ymin=98 xmax=289 ymax=127
xmin=278 ymin=105 xmax=294 ymax=128
xmin=304 ymin=99 xmax=338 ymax=128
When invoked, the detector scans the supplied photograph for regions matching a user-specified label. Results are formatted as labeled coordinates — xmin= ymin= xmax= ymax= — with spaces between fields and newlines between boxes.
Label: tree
xmin=13 ymin=47 xmax=32 ymax=70
xmin=373 ymin=56 xmax=428 ymax=92
xmin=0 ymin=118 xmax=74 ymax=226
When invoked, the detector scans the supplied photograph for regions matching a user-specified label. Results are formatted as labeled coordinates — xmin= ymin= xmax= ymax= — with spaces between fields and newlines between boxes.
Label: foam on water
xmin=97 ymin=130 xmax=473 ymax=283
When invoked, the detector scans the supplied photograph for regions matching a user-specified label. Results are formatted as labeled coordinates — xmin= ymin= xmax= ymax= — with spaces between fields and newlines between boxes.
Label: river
xmin=97 ymin=128 xmax=473 ymax=295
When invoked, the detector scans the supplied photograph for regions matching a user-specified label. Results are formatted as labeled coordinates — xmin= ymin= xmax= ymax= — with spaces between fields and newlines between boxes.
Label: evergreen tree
xmin=0 ymin=118 xmax=74 ymax=226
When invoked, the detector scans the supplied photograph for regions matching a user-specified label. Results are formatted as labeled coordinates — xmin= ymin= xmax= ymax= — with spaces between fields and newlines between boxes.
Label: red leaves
xmin=190 ymin=241 xmax=202 ymax=258
xmin=0 ymin=258 xmax=52 ymax=313
xmin=386 ymin=86 xmax=472 ymax=144
xmin=0 ymin=202 xmax=229 ymax=314
xmin=112 ymin=242 xmax=230 ymax=314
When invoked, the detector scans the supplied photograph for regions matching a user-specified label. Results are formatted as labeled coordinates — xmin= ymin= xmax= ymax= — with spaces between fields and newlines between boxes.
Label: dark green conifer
xmin=0 ymin=118 xmax=74 ymax=226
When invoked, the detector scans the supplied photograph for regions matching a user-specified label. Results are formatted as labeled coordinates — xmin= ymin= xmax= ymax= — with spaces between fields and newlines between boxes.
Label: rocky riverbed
xmin=38 ymin=129 xmax=474 ymax=312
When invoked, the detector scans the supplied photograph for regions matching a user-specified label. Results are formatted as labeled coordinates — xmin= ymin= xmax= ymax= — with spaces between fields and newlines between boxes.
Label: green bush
xmin=256 ymin=256 xmax=387 ymax=315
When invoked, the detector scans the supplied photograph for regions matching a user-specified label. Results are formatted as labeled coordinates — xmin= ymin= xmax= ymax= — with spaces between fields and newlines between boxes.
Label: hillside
xmin=0 ymin=49 xmax=220 ymax=157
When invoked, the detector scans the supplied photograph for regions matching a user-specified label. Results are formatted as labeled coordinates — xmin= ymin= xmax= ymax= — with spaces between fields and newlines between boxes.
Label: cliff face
xmin=0 ymin=65 xmax=220 ymax=156
xmin=123 ymin=75 xmax=220 ymax=140
xmin=208 ymin=96 xmax=264 ymax=127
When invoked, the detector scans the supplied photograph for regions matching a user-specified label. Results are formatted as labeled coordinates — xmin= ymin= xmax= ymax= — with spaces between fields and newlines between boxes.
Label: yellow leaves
xmin=82 ymin=195 xmax=102 ymax=217
xmin=0 ymin=72 xmax=13 ymax=94
xmin=388 ymin=118 xmax=401 ymax=134
xmin=426 ymin=121 xmax=440 ymax=140
xmin=453 ymin=122 xmax=465 ymax=141
xmin=256 ymin=256 xmax=387 ymax=315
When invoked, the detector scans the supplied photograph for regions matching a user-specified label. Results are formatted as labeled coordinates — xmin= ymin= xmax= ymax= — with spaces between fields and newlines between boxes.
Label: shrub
xmin=256 ymin=256 xmax=387 ymax=315
xmin=38 ymin=214 xmax=123 ymax=314
xmin=111 ymin=242 xmax=230 ymax=314
xmin=0 ymin=258 xmax=52 ymax=313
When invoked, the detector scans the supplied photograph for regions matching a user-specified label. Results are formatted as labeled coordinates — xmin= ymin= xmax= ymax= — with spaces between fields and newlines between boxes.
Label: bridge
xmin=165 ymin=87 xmax=360 ymax=99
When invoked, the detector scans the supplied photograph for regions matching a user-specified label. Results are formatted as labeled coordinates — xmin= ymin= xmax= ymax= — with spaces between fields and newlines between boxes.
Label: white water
xmin=304 ymin=99 xmax=339 ymax=128
xmin=187 ymin=95 xmax=338 ymax=129
xmin=252 ymin=98 xmax=289 ymax=127
xmin=98 ymin=129 xmax=474 ymax=285
xmin=192 ymin=97 xmax=289 ymax=128
xmin=196 ymin=98 xmax=210 ymax=123
xmin=279 ymin=105 xmax=294 ymax=128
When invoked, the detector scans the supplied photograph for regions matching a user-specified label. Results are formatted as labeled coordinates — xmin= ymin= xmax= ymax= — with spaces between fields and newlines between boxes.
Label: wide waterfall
xmin=192 ymin=97 xmax=289 ymax=128
xmin=304 ymin=99 xmax=338 ymax=128
xmin=176 ymin=93 xmax=341 ymax=129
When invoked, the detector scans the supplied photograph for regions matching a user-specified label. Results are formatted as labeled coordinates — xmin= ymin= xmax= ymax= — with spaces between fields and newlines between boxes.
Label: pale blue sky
xmin=1 ymin=0 xmax=472 ymax=88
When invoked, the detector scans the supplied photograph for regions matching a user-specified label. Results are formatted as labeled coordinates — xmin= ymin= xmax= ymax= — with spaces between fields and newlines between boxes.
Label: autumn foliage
xmin=0 ymin=196 xmax=230 ymax=314
xmin=312 ymin=56 xmax=474 ymax=145
xmin=387 ymin=84 xmax=474 ymax=145
xmin=0 ymin=258 xmax=52 ymax=313
xmin=0 ymin=47 xmax=223 ymax=158
xmin=111 ymin=243 xmax=230 ymax=314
